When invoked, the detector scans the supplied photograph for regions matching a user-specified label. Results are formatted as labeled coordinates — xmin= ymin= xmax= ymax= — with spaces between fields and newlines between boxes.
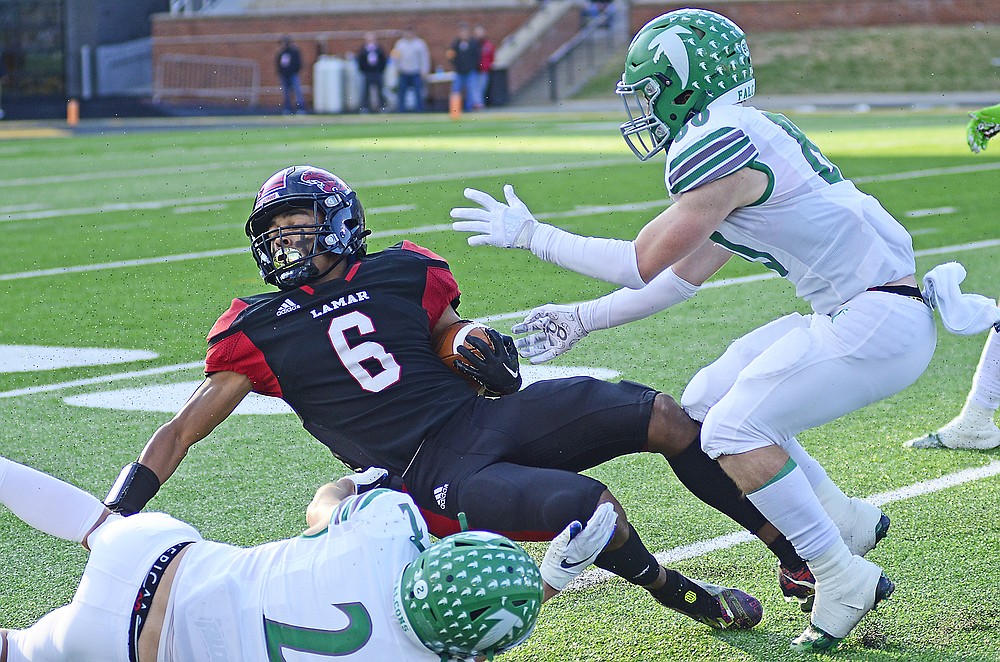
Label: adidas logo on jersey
xmin=276 ymin=298 xmax=300 ymax=317
xmin=433 ymin=484 xmax=449 ymax=510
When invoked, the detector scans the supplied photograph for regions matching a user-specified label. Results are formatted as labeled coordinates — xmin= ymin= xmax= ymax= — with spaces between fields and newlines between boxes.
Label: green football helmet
xmin=618 ymin=9 xmax=755 ymax=160
xmin=393 ymin=531 xmax=544 ymax=660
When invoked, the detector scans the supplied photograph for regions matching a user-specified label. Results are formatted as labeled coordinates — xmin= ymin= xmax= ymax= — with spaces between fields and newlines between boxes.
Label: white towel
xmin=922 ymin=262 xmax=1000 ymax=335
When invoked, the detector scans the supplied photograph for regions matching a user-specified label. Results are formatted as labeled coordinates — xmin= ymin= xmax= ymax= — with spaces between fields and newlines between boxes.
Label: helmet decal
xmin=649 ymin=25 xmax=692 ymax=87
xmin=300 ymin=168 xmax=352 ymax=195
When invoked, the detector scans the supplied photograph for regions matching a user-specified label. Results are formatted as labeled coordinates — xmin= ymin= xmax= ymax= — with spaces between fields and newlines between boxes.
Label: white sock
xmin=782 ymin=437 xmax=853 ymax=525
xmin=968 ymin=329 xmax=1000 ymax=411
xmin=745 ymin=459 xmax=841 ymax=560
xmin=0 ymin=456 xmax=107 ymax=544
xmin=808 ymin=537 xmax=854 ymax=584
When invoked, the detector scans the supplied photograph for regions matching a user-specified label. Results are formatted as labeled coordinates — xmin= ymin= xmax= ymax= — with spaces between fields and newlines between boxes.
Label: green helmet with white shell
xmin=618 ymin=8 xmax=755 ymax=160
xmin=393 ymin=531 xmax=543 ymax=660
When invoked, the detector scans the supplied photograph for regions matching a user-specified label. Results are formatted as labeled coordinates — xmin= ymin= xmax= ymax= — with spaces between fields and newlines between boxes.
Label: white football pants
xmin=682 ymin=291 xmax=936 ymax=459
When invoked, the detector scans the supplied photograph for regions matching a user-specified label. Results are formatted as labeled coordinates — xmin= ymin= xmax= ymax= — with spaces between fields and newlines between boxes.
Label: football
xmin=434 ymin=320 xmax=494 ymax=390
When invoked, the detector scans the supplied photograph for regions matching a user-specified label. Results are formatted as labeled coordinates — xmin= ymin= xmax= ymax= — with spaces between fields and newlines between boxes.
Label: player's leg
xmin=906 ymin=327 xmax=1000 ymax=449
xmin=451 ymin=463 xmax=760 ymax=630
xmin=703 ymin=294 xmax=935 ymax=651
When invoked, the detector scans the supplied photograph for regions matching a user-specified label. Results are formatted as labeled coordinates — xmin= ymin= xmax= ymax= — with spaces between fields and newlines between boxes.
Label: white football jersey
xmin=163 ymin=489 xmax=438 ymax=661
xmin=665 ymin=102 xmax=915 ymax=314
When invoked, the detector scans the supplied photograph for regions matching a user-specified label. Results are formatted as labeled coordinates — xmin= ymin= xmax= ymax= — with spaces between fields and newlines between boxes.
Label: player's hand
xmin=454 ymin=328 xmax=522 ymax=396
xmin=967 ymin=107 xmax=1000 ymax=153
xmin=342 ymin=467 xmax=390 ymax=494
xmin=451 ymin=184 xmax=540 ymax=249
xmin=541 ymin=502 xmax=618 ymax=591
xmin=511 ymin=304 xmax=588 ymax=364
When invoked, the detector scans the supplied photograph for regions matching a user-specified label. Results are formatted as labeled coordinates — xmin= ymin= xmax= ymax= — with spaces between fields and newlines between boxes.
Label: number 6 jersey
xmin=205 ymin=241 xmax=478 ymax=476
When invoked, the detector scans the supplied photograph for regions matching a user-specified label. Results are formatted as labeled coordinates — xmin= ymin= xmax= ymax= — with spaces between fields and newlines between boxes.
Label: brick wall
xmin=152 ymin=8 xmax=533 ymax=108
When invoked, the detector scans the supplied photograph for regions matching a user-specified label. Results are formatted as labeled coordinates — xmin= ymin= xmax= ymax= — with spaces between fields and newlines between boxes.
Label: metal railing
xmin=545 ymin=0 xmax=628 ymax=102
xmin=153 ymin=54 xmax=260 ymax=105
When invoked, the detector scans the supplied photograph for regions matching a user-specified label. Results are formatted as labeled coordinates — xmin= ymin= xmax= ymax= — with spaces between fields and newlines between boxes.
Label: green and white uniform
xmin=665 ymin=102 xmax=916 ymax=315
xmin=675 ymin=102 xmax=937 ymax=460
xmin=165 ymin=489 xmax=437 ymax=661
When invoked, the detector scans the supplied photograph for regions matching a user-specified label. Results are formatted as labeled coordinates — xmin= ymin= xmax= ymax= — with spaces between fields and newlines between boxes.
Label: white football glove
xmin=450 ymin=184 xmax=540 ymax=249
xmin=341 ymin=467 xmax=390 ymax=495
xmin=511 ymin=304 xmax=588 ymax=364
xmin=541 ymin=502 xmax=618 ymax=591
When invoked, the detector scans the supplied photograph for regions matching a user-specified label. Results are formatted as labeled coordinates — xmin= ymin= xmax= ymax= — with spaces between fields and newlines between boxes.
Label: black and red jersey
xmin=205 ymin=241 xmax=477 ymax=475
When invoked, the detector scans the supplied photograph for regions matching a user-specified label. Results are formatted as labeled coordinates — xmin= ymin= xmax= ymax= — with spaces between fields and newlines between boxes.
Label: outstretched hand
xmin=967 ymin=105 xmax=1000 ymax=154
xmin=541 ymin=502 xmax=618 ymax=591
xmin=451 ymin=184 xmax=540 ymax=249
xmin=511 ymin=304 xmax=589 ymax=364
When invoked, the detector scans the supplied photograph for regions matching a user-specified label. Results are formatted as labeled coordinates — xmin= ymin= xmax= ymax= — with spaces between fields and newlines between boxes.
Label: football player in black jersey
xmin=102 ymin=165 xmax=813 ymax=630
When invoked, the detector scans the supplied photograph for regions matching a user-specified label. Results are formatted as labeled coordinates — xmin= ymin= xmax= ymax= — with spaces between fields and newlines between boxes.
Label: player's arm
xmin=105 ymin=370 xmax=252 ymax=515
xmin=451 ymin=168 xmax=764 ymax=287
xmin=511 ymin=230 xmax=734 ymax=364
xmin=304 ymin=468 xmax=391 ymax=532
xmin=632 ymin=167 xmax=765 ymax=281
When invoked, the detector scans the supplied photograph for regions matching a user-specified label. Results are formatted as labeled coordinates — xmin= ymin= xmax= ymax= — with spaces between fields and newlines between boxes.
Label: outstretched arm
xmin=303 ymin=467 xmax=391 ymax=533
xmin=0 ymin=455 xmax=110 ymax=551
xmin=106 ymin=370 xmax=252 ymax=515
xmin=512 ymin=242 xmax=732 ymax=363
xmin=451 ymin=168 xmax=764 ymax=287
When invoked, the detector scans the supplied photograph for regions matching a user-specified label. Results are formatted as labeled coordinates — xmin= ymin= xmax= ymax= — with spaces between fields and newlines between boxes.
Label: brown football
xmin=434 ymin=320 xmax=494 ymax=390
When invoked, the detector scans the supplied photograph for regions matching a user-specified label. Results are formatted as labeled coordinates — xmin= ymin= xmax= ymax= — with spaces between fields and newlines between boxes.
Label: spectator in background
xmin=0 ymin=45 xmax=7 ymax=120
xmin=357 ymin=31 xmax=388 ymax=113
xmin=446 ymin=23 xmax=480 ymax=112
xmin=472 ymin=25 xmax=495 ymax=110
xmin=276 ymin=36 xmax=306 ymax=115
xmin=391 ymin=27 xmax=431 ymax=113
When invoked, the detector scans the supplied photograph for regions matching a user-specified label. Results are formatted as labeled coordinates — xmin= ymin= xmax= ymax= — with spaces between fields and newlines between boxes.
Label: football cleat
xmin=904 ymin=417 xmax=1000 ymax=450
xmin=778 ymin=564 xmax=816 ymax=613
xmin=781 ymin=510 xmax=889 ymax=613
xmin=791 ymin=558 xmax=894 ymax=653
xmin=666 ymin=579 xmax=763 ymax=630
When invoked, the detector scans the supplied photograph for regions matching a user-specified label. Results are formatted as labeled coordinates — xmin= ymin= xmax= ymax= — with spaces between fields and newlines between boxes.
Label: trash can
xmin=313 ymin=56 xmax=346 ymax=113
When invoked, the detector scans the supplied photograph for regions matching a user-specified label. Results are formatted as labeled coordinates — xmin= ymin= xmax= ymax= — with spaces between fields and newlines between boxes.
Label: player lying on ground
xmin=105 ymin=164 xmax=768 ymax=633
xmin=0 ymin=460 xmax=622 ymax=661
xmin=451 ymin=8 xmax=941 ymax=652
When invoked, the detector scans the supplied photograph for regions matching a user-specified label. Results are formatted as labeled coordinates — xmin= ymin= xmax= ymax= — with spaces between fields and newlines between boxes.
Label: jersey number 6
xmin=327 ymin=311 xmax=402 ymax=393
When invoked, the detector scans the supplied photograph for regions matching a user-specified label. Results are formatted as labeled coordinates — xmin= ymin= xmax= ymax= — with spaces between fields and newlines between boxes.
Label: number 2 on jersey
xmin=327 ymin=311 xmax=401 ymax=393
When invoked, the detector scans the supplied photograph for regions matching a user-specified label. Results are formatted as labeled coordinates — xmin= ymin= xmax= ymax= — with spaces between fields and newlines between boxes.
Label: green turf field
xmin=1 ymin=108 xmax=999 ymax=660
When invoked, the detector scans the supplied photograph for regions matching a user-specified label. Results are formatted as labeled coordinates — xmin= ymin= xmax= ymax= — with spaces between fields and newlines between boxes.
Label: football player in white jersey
xmin=904 ymin=102 xmax=1000 ymax=450
xmin=0 ymin=458 xmax=617 ymax=662
xmin=451 ymin=8 xmax=938 ymax=653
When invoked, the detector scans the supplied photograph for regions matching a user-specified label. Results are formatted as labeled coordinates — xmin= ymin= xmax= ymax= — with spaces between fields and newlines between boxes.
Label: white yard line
xmin=0 ymin=158 xmax=636 ymax=224
xmin=566 ymin=460 xmax=1000 ymax=592
xmin=0 ymin=362 xmax=204 ymax=399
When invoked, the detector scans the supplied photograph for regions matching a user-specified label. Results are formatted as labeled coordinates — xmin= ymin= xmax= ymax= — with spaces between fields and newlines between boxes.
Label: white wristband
xmin=578 ymin=267 xmax=699 ymax=332
xmin=529 ymin=223 xmax=646 ymax=289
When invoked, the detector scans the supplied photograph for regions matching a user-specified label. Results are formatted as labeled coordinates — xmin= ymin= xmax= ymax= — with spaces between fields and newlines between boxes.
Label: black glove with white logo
xmin=455 ymin=328 xmax=523 ymax=397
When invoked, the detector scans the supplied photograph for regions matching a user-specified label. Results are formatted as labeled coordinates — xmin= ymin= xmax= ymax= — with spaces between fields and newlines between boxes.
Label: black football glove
xmin=455 ymin=328 xmax=523 ymax=396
